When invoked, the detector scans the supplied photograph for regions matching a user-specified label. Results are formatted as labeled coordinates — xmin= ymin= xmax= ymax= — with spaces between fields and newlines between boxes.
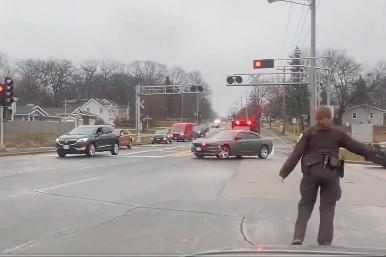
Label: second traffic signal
xmin=190 ymin=85 xmax=204 ymax=92
xmin=226 ymin=76 xmax=243 ymax=85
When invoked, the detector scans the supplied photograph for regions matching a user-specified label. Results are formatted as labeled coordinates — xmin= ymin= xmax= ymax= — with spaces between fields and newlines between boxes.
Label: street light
xmin=267 ymin=0 xmax=317 ymax=125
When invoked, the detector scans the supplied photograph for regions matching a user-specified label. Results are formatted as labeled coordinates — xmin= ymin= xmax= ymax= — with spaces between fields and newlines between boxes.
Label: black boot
xmin=291 ymin=239 xmax=303 ymax=245
xmin=318 ymin=241 xmax=331 ymax=246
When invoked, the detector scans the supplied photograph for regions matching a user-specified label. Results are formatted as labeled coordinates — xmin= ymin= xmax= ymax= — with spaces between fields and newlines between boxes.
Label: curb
xmin=0 ymin=149 xmax=56 ymax=157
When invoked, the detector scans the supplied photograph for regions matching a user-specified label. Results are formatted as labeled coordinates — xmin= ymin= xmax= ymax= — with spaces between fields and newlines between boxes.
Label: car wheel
xmin=86 ymin=143 xmax=96 ymax=157
xmin=216 ymin=145 xmax=230 ymax=159
xmin=258 ymin=145 xmax=269 ymax=159
xmin=111 ymin=142 xmax=119 ymax=155
xmin=58 ymin=153 xmax=66 ymax=158
xmin=195 ymin=154 xmax=204 ymax=159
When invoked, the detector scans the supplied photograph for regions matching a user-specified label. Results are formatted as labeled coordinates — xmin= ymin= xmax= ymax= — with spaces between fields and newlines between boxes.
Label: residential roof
xmin=15 ymin=105 xmax=35 ymax=115
xmin=44 ymin=107 xmax=77 ymax=116
xmin=346 ymin=104 xmax=386 ymax=113
xmin=66 ymin=98 xmax=118 ymax=110
xmin=15 ymin=105 xmax=49 ymax=116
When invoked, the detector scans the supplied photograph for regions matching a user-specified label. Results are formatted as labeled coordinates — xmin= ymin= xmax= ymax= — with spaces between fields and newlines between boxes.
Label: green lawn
xmin=339 ymin=148 xmax=366 ymax=162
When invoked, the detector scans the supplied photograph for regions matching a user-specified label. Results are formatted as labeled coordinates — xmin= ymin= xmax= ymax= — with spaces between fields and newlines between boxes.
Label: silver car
xmin=191 ymin=130 xmax=273 ymax=159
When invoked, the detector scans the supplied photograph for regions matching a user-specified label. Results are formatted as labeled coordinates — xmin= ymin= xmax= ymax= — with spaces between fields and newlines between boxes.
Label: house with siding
xmin=72 ymin=98 xmax=118 ymax=125
xmin=13 ymin=104 xmax=61 ymax=122
xmin=342 ymin=104 xmax=386 ymax=126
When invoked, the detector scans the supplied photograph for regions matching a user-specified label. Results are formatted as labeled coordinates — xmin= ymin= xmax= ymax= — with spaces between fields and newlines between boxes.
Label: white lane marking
xmin=35 ymin=176 xmax=104 ymax=191
xmin=119 ymin=145 xmax=186 ymax=156
xmin=116 ymin=155 xmax=166 ymax=158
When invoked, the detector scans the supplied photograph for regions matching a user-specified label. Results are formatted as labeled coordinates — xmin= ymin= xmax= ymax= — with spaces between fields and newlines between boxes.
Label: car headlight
xmin=56 ymin=138 xmax=60 ymax=144
xmin=163 ymin=137 xmax=167 ymax=140
xmin=151 ymin=137 xmax=153 ymax=140
xmin=77 ymin=138 xmax=88 ymax=143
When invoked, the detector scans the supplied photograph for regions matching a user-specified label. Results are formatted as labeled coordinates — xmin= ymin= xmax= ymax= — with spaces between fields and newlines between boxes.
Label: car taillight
xmin=180 ymin=133 xmax=184 ymax=136
xmin=247 ymin=120 xmax=252 ymax=125
xmin=201 ymin=142 xmax=207 ymax=147
xmin=235 ymin=120 xmax=240 ymax=125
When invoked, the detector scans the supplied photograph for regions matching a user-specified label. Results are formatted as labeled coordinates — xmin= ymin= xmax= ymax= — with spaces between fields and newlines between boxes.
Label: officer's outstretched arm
xmin=339 ymin=131 xmax=373 ymax=158
xmin=279 ymin=133 xmax=308 ymax=179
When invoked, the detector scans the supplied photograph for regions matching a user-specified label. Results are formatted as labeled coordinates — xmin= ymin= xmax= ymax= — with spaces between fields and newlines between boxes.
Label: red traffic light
xmin=253 ymin=59 xmax=274 ymax=69
xmin=0 ymin=84 xmax=4 ymax=93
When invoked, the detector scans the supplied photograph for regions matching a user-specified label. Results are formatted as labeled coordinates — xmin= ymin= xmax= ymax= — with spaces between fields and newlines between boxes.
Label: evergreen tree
xmin=286 ymin=47 xmax=309 ymax=119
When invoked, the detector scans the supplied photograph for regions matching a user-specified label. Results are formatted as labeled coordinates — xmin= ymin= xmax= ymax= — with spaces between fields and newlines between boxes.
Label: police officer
xmin=279 ymin=106 xmax=375 ymax=246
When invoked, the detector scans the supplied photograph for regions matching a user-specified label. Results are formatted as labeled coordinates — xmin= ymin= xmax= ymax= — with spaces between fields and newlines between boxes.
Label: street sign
xmin=140 ymin=100 xmax=145 ymax=109
xmin=292 ymin=118 xmax=297 ymax=124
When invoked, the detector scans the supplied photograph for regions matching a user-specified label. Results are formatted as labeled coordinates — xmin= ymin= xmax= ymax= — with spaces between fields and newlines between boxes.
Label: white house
xmin=342 ymin=104 xmax=386 ymax=126
xmin=13 ymin=104 xmax=61 ymax=122
xmin=73 ymin=99 xmax=118 ymax=125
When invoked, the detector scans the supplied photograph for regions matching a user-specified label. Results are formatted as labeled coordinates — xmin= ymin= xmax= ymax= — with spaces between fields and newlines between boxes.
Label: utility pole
xmin=327 ymin=68 xmax=331 ymax=106
xmin=196 ymin=92 xmax=199 ymax=124
xmin=0 ymin=106 xmax=4 ymax=149
xmin=282 ymin=67 xmax=286 ymax=135
xmin=181 ymin=89 xmax=184 ymax=121
xmin=135 ymin=84 xmax=142 ymax=144
xmin=64 ymin=99 xmax=67 ymax=117
xmin=310 ymin=0 xmax=317 ymax=125
xmin=245 ymin=91 xmax=249 ymax=119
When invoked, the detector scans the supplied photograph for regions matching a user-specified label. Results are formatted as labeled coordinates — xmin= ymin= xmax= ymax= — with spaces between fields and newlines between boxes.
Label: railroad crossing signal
xmin=253 ymin=59 xmax=274 ymax=69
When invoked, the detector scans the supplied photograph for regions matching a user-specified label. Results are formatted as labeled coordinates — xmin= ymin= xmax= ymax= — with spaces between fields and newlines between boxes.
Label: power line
xmin=299 ymin=0 xmax=322 ymax=47
xmin=295 ymin=10 xmax=309 ymax=47
xmin=281 ymin=5 xmax=293 ymax=56
xmin=291 ymin=5 xmax=306 ymax=51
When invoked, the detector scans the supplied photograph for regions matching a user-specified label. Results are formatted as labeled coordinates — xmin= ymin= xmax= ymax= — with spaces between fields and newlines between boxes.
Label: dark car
xmin=191 ymin=129 xmax=273 ymax=159
xmin=56 ymin=125 xmax=120 ymax=157
xmin=369 ymin=142 xmax=386 ymax=167
xmin=151 ymin=129 xmax=172 ymax=144
xmin=194 ymin=125 xmax=206 ymax=138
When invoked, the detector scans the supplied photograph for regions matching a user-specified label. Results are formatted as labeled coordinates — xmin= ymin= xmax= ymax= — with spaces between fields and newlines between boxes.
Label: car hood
xmin=153 ymin=134 xmax=168 ymax=138
xmin=186 ymin=245 xmax=386 ymax=256
xmin=193 ymin=138 xmax=228 ymax=145
xmin=59 ymin=134 xmax=91 ymax=140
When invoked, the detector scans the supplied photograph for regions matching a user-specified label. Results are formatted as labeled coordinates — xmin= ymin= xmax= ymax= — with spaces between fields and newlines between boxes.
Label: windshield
xmin=67 ymin=126 xmax=96 ymax=135
xmin=155 ymin=130 xmax=168 ymax=135
xmin=211 ymin=130 xmax=238 ymax=140
xmin=4 ymin=0 xmax=386 ymax=255
xmin=171 ymin=127 xmax=183 ymax=132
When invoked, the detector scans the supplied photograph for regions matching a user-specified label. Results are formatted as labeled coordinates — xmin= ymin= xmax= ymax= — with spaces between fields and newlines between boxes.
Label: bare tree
xmin=321 ymin=49 xmax=361 ymax=125
xmin=80 ymin=60 xmax=99 ymax=98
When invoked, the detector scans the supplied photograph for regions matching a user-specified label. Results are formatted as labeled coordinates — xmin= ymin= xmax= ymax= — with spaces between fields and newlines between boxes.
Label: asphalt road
xmin=1 ymin=128 xmax=386 ymax=255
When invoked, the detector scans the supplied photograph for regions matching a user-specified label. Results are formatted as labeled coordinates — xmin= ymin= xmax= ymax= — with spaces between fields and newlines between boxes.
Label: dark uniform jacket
xmin=279 ymin=126 xmax=374 ymax=179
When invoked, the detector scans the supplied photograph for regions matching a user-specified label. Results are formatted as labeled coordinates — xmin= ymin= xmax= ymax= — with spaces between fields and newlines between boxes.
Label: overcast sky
xmin=1 ymin=0 xmax=386 ymax=116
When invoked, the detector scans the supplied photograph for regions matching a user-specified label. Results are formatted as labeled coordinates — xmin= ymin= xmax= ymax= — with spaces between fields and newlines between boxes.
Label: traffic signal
xmin=0 ymin=84 xmax=5 ymax=106
xmin=1 ymin=77 xmax=14 ymax=106
xmin=253 ymin=59 xmax=274 ymax=69
xmin=190 ymin=85 xmax=204 ymax=92
xmin=226 ymin=76 xmax=243 ymax=85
